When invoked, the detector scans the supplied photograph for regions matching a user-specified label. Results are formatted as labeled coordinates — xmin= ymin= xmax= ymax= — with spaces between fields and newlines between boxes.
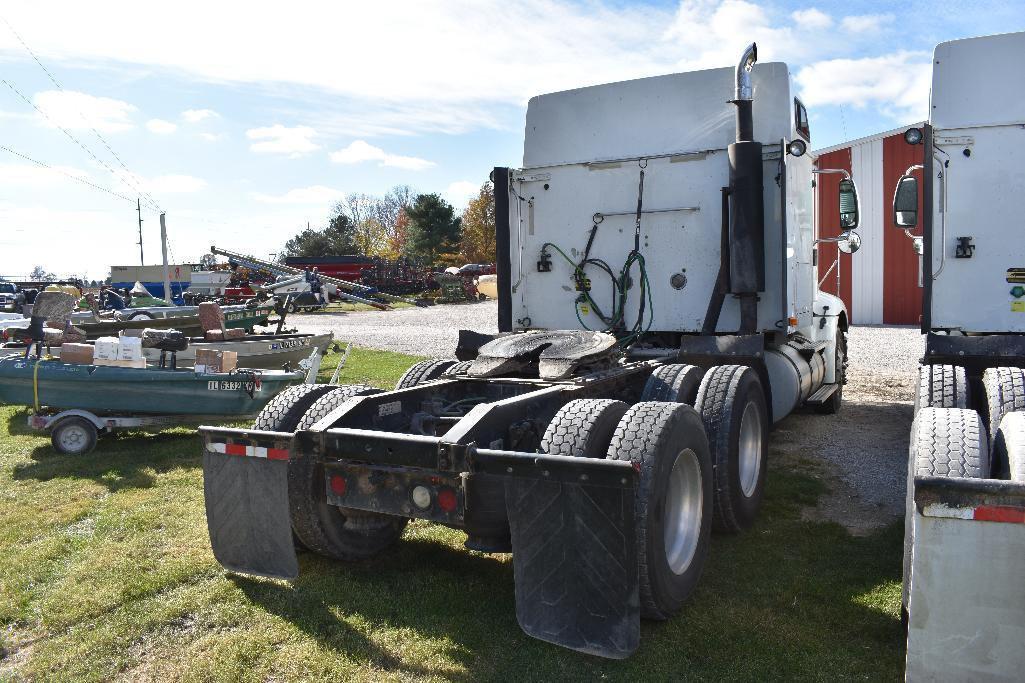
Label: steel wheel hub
xmin=664 ymin=448 xmax=703 ymax=575
xmin=738 ymin=401 xmax=763 ymax=497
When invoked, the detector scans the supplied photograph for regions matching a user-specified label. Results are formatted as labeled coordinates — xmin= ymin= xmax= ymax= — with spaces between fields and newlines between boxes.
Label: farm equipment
xmin=894 ymin=32 xmax=1025 ymax=680
xmin=199 ymin=43 xmax=859 ymax=657
xmin=210 ymin=246 xmax=422 ymax=310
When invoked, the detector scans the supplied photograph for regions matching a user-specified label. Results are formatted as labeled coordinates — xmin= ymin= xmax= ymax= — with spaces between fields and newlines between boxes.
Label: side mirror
xmin=893 ymin=175 xmax=918 ymax=228
xmin=838 ymin=178 xmax=859 ymax=229
xmin=838 ymin=230 xmax=861 ymax=254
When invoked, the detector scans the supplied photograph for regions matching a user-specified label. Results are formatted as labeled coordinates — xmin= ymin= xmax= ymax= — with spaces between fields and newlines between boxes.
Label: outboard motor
xmin=728 ymin=43 xmax=765 ymax=334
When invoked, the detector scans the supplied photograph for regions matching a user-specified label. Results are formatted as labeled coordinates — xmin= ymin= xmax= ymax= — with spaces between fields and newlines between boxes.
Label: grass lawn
xmin=0 ymin=347 xmax=906 ymax=681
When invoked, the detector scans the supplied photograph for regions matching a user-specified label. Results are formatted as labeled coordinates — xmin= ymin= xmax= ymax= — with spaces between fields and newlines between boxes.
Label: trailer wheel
xmin=640 ymin=364 xmax=704 ymax=405
xmin=252 ymin=383 xmax=336 ymax=432
xmin=395 ymin=358 xmax=458 ymax=389
xmin=815 ymin=329 xmax=847 ymax=415
xmin=981 ymin=367 xmax=1025 ymax=445
xmin=607 ymin=402 xmax=712 ymax=620
xmin=914 ymin=364 xmax=969 ymax=414
xmin=993 ymin=411 xmax=1025 ymax=481
xmin=696 ymin=365 xmax=768 ymax=533
xmin=541 ymin=399 xmax=629 ymax=458
xmin=50 ymin=416 xmax=98 ymax=455
xmin=289 ymin=385 xmax=408 ymax=560
xmin=902 ymin=407 xmax=989 ymax=614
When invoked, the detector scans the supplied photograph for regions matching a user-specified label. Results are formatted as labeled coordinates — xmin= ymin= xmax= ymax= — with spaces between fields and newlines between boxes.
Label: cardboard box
xmin=60 ymin=342 xmax=94 ymax=365
xmin=94 ymin=357 xmax=147 ymax=369
xmin=94 ymin=337 xmax=120 ymax=361
xmin=117 ymin=335 xmax=143 ymax=361
xmin=195 ymin=349 xmax=238 ymax=374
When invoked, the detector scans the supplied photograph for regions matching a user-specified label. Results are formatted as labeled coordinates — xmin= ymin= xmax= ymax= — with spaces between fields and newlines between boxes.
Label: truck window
xmin=794 ymin=99 xmax=810 ymax=141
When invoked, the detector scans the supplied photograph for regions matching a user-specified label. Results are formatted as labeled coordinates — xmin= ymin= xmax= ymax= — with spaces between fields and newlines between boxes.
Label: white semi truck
xmin=895 ymin=31 xmax=1025 ymax=680
xmin=197 ymin=44 xmax=860 ymax=658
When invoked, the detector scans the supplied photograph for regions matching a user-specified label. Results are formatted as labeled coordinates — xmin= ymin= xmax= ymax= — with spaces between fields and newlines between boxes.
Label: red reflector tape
xmin=207 ymin=442 xmax=290 ymax=461
xmin=974 ymin=505 xmax=1025 ymax=524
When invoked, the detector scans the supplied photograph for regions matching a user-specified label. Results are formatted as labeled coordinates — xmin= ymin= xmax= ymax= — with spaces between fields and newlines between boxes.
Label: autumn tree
xmin=405 ymin=193 xmax=461 ymax=265
xmin=459 ymin=181 xmax=496 ymax=264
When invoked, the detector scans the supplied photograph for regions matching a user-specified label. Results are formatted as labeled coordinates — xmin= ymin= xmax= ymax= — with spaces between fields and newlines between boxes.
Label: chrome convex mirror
xmin=838 ymin=229 xmax=861 ymax=254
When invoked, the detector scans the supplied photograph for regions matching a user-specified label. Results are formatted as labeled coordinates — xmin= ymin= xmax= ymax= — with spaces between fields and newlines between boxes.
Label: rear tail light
xmin=437 ymin=487 xmax=458 ymax=512
xmin=329 ymin=474 xmax=347 ymax=496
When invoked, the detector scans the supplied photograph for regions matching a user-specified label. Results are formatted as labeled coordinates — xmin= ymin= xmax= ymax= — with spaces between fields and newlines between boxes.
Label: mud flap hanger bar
xmin=296 ymin=427 xmax=637 ymax=489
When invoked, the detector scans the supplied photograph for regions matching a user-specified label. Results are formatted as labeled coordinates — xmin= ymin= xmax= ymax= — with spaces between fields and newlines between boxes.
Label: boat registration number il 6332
xmin=207 ymin=380 xmax=262 ymax=392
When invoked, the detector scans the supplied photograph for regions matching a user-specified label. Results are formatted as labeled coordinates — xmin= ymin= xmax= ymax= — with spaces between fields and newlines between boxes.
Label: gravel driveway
xmin=292 ymin=304 xmax=919 ymax=533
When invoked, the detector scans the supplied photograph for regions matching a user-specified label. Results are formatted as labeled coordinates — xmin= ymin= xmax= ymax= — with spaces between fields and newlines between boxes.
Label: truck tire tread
xmin=982 ymin=367 xmax=1025 ymax=446
xmin=993 ymin=410 xmax=1025 ymax=481
xmin=640 ymin=364 xmax=704 ymax=405
xmin=541 ymin=399 xmax=630 ymax=458
xmin=253 ymin=383 xmax=337 ymax=432
xmin=607 ymin=401 xmax=712 ymax=621
xmin=395 ymin=358 xmax=458 ymax=389
xmin=914 ymin=364 xmax=969 ymax=414
xmin=696 ymin=365 xmax=768 ymax=533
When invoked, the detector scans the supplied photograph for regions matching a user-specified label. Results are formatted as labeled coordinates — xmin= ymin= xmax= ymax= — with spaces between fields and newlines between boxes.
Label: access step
xmin=805 ymin=383 xmax=839 ymax=405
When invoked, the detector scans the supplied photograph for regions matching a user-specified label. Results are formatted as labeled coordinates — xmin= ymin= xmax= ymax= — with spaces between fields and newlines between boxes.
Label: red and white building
xmin=815 ymin=124 xmax=926 ymax=325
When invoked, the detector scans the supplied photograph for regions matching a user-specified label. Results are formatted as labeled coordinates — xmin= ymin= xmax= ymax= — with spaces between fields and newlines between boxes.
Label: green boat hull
xmin=76 ymin=305 xmax=274 ymax=339
xmin=0 ymin=358 xmax=303 ymax=415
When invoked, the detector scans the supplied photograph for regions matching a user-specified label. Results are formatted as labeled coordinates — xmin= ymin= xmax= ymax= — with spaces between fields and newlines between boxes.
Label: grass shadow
xmin=236 ymin=463 xmax=906 ymax=680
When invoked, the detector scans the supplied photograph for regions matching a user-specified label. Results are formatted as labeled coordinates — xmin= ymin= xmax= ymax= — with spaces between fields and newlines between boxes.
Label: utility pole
xmin=160 ymin=212 xmax=172 ymax=303
xmin=137 ymin=198 xmax=145 ymax=265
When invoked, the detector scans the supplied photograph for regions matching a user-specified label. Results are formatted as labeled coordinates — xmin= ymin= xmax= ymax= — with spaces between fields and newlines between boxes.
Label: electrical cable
xmin=0 ymin=143 xmax=137 ymax=204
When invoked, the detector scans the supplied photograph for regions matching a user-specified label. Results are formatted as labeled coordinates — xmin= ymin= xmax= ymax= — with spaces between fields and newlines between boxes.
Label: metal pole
xmin=160 ymin=213 xmax=172 ymax=303
xmin=137 ymin=198 xmax=144 ymax=265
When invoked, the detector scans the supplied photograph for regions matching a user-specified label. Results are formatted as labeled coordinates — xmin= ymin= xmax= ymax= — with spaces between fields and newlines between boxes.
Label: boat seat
xmin=141 ymin=328 xmax=189 ymax=352
xmin=198 ymin=302 xmax=225 ymax=335
xmin=140 ymin=328 xmax=188 ymax=369
xmin=14 ymin=291 xmax=77 ymax=358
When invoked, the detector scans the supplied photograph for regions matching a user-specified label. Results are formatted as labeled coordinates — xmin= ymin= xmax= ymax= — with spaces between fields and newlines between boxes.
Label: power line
xmin=0 ymin=78 xmax=161 ymax=212
xmin=0 ymin=142 xmax=141 ymax=205
xmin=0 ymin=15 xmax=163 ymax=213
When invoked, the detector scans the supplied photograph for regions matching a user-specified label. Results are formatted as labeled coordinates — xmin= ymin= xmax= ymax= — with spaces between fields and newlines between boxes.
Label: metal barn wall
xmin=882 ymin=132 xmax=925 ymax=324
xmin=849 ymin=138 xmax=885 ymax=324
xmin=815 ymin=148 xmax=854 ymax=320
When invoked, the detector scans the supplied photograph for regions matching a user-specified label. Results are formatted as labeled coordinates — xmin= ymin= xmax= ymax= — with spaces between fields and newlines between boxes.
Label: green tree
xmin=405 ymin=193 xmax=461 ymax=265
xmin=280 ymin=214 xmax=358 ymax=259
xmin=459 ymin=181 xmax=496 ymax=264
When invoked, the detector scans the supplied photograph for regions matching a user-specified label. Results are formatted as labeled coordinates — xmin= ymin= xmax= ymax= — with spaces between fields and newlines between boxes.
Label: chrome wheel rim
xmin=58 ymin=424 xmax=90 ymax=452
xmin=663 ymin=448 xmax=703 ymax=575
xmin=738 ymin=401 xmax=763 ymax=497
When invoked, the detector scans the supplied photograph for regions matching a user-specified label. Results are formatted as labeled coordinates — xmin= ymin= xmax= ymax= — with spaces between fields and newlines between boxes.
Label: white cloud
xmin=146 ymin=118 xmax=177 ymax=134
xmin=32 ymin=90 xmax=136 ymax=133
xmin=246 ymin=124 xmax=318 ymax=157
xmin=444 ymin=180 xmax=478 ymax=210
xmin=198 ymin=132 xmax=222 ymax=142
xmin=791 ymin=8 xmax=832 ymax=30
xmin=182 ymin=108 xmax=218 ymax=123
xmin=330 ymin=140 xmax=434 ymax=170
xmin=796 ymin=51 xmax=932 ymax=120
xmin=252 ymin=185 xmax=346 ymax=205
xmin=138 ymin=174 xmax=207 ymax=194
xmin=841 ymin=14 xmax=893 ymax=33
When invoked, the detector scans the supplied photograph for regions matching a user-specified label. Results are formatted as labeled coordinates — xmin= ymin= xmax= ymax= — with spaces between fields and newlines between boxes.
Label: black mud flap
xmin=505 ymin=477 xmax=639 ymax=659
xmin=203 ymin=450 xmax=298 ymax=580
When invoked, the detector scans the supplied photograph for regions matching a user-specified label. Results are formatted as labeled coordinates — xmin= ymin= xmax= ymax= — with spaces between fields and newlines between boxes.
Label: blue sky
xmin=0 ymin=0 xmax=1022 ymax=279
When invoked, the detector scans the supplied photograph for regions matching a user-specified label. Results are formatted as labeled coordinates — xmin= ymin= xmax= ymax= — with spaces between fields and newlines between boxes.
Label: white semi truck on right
xmin=897 ymin=31 xmax=1025 ymax=680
